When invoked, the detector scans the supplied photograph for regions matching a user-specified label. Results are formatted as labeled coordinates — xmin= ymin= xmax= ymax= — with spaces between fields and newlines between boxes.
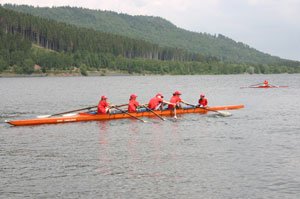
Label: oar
xmin=240 ymin=85 xmax=263 ymax=89
xmin=173 ymin=107 xmax=177 ymax=119
xmin=142 ymin=105 xmax=166 ymax=121
xmin=37 ymin=105 xmax=97 ymax=118
xmin=268 ymin=84 xmax=288 ymax=88
xmin=240 ymin=82 xmax=265 ymax=89
xmin=37 ymin=103 xmax=128 ymax=118
xmin=240 ymin=86 xmax=252 ymax=89
xmin=249 ymin=82 xmax=263 ymax=87
xmin=184 ymin=102 xmax=231 ymax=117
xmin=112 ymin=106 xmax=147 ymax=123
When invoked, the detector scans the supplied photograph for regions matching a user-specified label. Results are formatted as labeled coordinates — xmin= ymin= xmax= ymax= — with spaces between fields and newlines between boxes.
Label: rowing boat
xmin=6 ymin=104 xmax=244 ymax=126
xmin=240 ymin=85 xmax=288 ymax=89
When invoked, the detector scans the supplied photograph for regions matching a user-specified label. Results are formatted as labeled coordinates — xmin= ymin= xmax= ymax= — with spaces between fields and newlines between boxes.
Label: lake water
xmin=1 ymin=74 xmax=300 ymax=198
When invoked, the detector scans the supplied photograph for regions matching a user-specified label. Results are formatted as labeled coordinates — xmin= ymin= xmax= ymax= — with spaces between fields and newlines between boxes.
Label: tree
xmin=22 ymin=58 xmax=34 ymax=74
xmin=0 ymin=58 xmax=8 ymax=72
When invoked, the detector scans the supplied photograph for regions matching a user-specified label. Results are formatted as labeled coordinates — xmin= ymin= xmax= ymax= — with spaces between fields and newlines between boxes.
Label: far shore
xmin=1 ymin=71 xmax=291 ymax=77
xmin=0 ymin=71 xmax=141 ymax=77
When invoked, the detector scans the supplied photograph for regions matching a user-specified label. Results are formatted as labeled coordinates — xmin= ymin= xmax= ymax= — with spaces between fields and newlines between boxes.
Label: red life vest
xmin=168 ymin=95 xmax=182 ymax=109
xmin=128 ymin=99 xmax=139 ymax=112
xmin=148 ymin=97 xmax=163 ymax=110
xmin=97 ymin=100 xmax=109 ymax=114
xmin=198 ymin=98 xmax=208 ymax=107
xmin=263 ymin=80 xmax=269 ymax=86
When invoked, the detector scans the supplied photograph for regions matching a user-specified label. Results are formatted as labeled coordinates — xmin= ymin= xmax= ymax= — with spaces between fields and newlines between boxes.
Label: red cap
xmin=200 ymin=94 xmax=205 ymax=97
xmin=173 ymin=91 xmax=182 ymax=95
xmin=130 ymin=94 xmax=137 ymax=99
xmin=101 ymin=95 xmax=108 ymax=100
xmin=156 ymin=93 xmax=164 ymax=98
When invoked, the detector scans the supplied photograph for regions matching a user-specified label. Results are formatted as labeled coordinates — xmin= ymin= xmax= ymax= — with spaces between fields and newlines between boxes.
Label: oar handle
xmin=184 ymin=102 xmax=220 ymax=113
xmin=183 ymin=102 xmax=197 ymax=108
xmin=110 ymin=103 xmax=128 ymax=108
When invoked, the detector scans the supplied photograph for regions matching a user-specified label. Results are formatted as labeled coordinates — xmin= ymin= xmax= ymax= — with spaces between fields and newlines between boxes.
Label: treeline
xmin=4 ymin=4 xmax=300 ymax=66
xmin=0 ymin=6 xmax=300 ymax=75
xmin=0 ymin=6 xmax=209 ymax=62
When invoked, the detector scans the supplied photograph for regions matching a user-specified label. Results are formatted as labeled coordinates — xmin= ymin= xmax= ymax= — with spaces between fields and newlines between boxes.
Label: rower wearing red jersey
xmin=97 ymin=95 xmax=111 ymax=114
xmin=168 ymin=91 xmax=187 ymax=109
xmin=128 ymin=94 xmax=140 ymax=112
xmin=148 ymin=93 xmax=174 ymax=110
xmin=263 ymin=80 xmax=269 ymax=87
xmin=198 ymin=94 xmax=208 ymax=107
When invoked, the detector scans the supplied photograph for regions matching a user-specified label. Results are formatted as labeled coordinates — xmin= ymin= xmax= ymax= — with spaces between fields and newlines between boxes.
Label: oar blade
xmin=37 ymin=115 xmax=51 ymax=118
xmin=217 ymin=111 xmax=232 ymax=117
xmin=62 ymin=113 xmax=78 ymax=117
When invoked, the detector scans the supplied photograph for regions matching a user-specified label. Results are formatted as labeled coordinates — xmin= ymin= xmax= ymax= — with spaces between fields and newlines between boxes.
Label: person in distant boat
xmin=168 ymin=91 xmax=187 ymax=109
xmin=263 ymin=80 xmax=269 ymax=87
xmin=97 ymin=95 xmax=112 ymax=114
xmin=198 ymin=94 xmax=208 ymax=107
xmin=128 ymin=94 xmax=140 ymax=112
xmin=148 ymin=93 xmax=174 ymax=110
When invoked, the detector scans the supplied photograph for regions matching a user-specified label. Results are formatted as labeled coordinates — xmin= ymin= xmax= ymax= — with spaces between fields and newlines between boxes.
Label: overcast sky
xmin=2 ymin=0 xmax=300 ymax=61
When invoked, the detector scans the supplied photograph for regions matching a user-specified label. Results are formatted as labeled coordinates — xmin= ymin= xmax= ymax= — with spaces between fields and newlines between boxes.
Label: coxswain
xmin=128 ymin=94 xmax=140 ymax=112
xmin=168 ymin=91 xmax=187 ymax=109
xmin=148 ymin=93 xmax=174 ymax=110
xmin=97 ymin=95 xmax=111 ymax=114
xmin=198 ymin=94 xmax=208 ymax=107
xmin=263 ymin=80 xmax=269 ymax=87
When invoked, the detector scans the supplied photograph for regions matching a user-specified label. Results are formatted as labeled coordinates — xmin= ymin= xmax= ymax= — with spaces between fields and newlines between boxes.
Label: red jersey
xmin=148 ymin=97 xmax=163 ymax=110
xmin=128 ymin=99 xmax=139 ymax=112
xmin=168 ymin=95 xmax=182 ymax=109
xmin=97 ymin=100 xmax=109 ymax=114
xmin=198 ymin=98 xmax=208 ymax=107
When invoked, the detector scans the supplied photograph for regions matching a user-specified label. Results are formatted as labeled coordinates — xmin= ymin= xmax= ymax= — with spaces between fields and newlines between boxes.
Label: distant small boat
xmin=240 ymin=80 xmax=288 ymax=89
xmin=240 ymin=85 xmax=288 ymax=89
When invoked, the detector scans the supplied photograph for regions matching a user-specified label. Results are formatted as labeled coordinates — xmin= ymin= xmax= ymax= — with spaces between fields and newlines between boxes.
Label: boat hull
xmin=241 ymin=86 xmax=288 ymax=89
xmin=6 ymin=104 xmax=244 ymax=126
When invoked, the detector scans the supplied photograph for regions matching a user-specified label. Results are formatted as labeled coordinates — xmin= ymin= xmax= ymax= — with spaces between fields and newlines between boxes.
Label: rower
xmin=97 ymin=95 xmax=112 ymax=114
xmin=168 ymin=91 xmax=188 ymax=109
xmin=128 ymin=94 xmax=140 ymax=113
xmin=263 ymin=80 xmax=269 ymax=87
xmin=198 ymin=94 xmax=208 ymax=107
xmin=148 ymin=93 xmax=174 ymax=110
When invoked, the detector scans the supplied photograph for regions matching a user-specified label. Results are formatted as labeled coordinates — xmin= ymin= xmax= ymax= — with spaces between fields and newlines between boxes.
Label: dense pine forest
xmin=0 ymin=5 xmax=300 ymax=75
xmin=5 ymin=4 xmax=300 ymax=65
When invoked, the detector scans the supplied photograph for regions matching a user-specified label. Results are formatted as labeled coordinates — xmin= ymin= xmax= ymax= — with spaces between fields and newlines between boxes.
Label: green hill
xmin=0 ymin=6 xmax=225 ymax=75
xmin=3 ymin=4 xmax=298 ymax=65
xmin=1 ymin=4 xmax=300 ymax=75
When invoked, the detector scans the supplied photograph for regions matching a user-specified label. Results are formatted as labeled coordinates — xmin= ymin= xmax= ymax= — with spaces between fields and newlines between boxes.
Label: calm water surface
xmin=1 ymin=74 xmax=300 ymax=198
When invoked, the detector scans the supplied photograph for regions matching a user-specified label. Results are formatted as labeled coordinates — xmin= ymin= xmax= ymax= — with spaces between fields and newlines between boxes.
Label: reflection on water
xmin=1 ymin=74 xmax=300 ymax=198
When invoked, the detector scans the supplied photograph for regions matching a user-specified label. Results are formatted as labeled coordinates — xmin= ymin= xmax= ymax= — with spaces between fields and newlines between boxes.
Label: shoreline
xmin=0 ymin=71 xmax=293 ymax=78
xmin=0 ymin=71 xmax=138 ymax=78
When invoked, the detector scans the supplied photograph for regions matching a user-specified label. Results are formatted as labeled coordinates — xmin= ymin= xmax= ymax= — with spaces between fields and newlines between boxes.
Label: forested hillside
xmin=3 ymin=4 xmax=299 ymax=65
xmin=0 ymin=5 xmax=300 ymax=75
